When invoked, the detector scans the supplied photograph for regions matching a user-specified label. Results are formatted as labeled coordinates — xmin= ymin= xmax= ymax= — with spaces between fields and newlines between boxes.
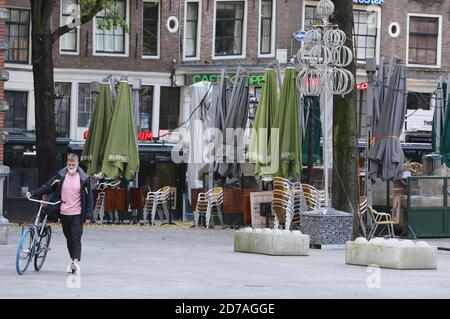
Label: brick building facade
xmin=2 ymin=0 xmax=450 ymax=220
xmin=0 ymin=0 xmax=9 ymax=217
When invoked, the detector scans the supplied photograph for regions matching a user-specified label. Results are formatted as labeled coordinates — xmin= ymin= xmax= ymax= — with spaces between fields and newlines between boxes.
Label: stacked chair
xmin=142 ymin=186 xmax=171 ymax=225
xmin=194 ymin=187 xmax=224 ymax=228
xmin=358 ymin=196 xmax=368 ymax=238
xmin=301 ymin=184 xmax=325 ymax=211
xmin=93 ymin=179 xmax=121 ymax=224
xmin=93 ymin=192 xmax=105 ymax=224
xmin=272 ymin=177 xmax=308 ymax=230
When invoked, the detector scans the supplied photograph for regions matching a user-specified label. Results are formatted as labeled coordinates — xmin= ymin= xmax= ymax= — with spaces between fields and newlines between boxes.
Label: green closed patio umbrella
xmin=101 ymin=81 xmax=140 ymax=180
xmin=441 ymin=90 xmax=450 ymax=167
xmin=247 ymin=68 xmax=278 ymax=179
xmin=432 ymin=79 xmax=446 ymax=153
xmin=81 ymin=82 xmax=114 ymax=176
xmin=270 ymin=67 xmax=302 ymax=178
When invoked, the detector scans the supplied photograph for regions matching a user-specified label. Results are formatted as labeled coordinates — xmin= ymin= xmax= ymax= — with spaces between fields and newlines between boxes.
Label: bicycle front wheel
xmin=34 ymin=225 xmax=52 ymax=272
xmin=16 ymin=227 xmax=35 ymax=275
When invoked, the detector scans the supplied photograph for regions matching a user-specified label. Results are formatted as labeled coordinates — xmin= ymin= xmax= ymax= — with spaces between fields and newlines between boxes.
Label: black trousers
xmin=60 ymin=214 xmax=83 ymax=261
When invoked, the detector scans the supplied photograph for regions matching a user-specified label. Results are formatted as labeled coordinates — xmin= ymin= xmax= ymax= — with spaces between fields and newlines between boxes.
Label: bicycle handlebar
xmin=27 ymin=196 xmax=62 ymax=205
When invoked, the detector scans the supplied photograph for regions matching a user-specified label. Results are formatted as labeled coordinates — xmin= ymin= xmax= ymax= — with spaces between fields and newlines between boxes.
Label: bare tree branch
xmin=52 ymin=0 xmax=106 ymax=43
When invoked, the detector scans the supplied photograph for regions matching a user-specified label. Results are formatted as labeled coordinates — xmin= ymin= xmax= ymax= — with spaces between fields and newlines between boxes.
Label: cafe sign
xmin=187 ymin=73 xmax=264 ymax=86
xmin=353 ymin=0 xmax=384 ymax=4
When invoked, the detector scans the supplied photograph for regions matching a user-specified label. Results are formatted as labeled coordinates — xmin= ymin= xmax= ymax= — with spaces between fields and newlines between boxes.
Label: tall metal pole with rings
xmin=295 ymin=0 xmax=355 ymax=208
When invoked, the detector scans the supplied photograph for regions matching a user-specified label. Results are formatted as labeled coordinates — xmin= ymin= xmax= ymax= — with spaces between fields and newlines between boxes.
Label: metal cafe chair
xmin=302 ymin=184 xmax=323 ymax=211
xmin=142 ymin=186 xmax=171 ymax=225
xmin=93 ymin=180 xmax=121 ymax=224
xmin=194 ymin=187 xmax=224 ymax=228
xmin=359 ymin=196 xmax=368 ymax=238
xmin=272 ymin=188 xmax=295 ymax=230
xmin=273 ymin=177 xmax=307 ymax=229
xmin=205 ymin=187 xmax=224 ymax=228
xmin=367 ymin=206 xmax=395 ymax=240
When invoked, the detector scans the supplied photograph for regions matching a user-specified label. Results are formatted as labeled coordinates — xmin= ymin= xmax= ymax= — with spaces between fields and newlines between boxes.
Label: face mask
xmin=68 ymin=167 xmax=77 ymax=175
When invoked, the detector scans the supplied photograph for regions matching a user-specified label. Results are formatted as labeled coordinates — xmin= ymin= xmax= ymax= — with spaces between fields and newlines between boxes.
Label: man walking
xmin=27 ymin=153 xmax=93 ymax=274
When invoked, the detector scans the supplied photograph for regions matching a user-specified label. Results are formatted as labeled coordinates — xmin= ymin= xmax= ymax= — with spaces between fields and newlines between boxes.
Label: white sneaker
xmin=71 ymin=262 xmax=81 ymax=275
xmin=66 ymin=262 xmax=74 ymax=274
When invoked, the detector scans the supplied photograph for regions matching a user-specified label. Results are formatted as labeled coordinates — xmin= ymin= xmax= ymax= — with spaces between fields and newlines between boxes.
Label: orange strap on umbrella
xmin=370 ymin=136 xmax=400 ymax=145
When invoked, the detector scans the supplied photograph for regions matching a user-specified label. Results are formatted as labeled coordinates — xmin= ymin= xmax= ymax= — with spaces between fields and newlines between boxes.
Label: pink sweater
xmin=60 ymin=173 xmax=82 ymax=216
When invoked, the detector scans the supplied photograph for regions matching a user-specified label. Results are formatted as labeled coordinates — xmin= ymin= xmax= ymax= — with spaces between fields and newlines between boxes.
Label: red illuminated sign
xmin=83 ymin=130 xmax=154 ymax=141
xmin=357 ymin=82 xmax=368 ymax=91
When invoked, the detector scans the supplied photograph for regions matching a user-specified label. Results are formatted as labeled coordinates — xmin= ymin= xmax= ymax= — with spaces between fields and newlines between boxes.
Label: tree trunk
xmin=331 ymin=0 xmax=360 ymax=239
xmin=31 ymin=0 xmax=57 ymax=186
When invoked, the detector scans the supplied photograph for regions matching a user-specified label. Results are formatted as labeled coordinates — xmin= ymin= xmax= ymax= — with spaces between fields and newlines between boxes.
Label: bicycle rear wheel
xmin=16 ymin=228 xmax=35 ymax=275
xmin=34 ymin=225 xmax=52 ymax=271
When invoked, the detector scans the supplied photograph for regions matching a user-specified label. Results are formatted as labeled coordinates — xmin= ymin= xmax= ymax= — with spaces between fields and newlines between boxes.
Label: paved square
xmin=1 ymin=224 xmax=450 ymax=299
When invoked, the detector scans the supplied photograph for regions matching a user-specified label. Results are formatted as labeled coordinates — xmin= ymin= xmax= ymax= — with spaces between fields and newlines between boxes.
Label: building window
xmin=259 ymin=0 xmax=274 ymax=56
xmin=304 ymin=5 xmax=379 ymax=63
xmin=304 ymin=5 xmax=321 ymax=30
xmin=160 ymin=87 xmax=180 ymax=130
xmin=60 ymin=0 xmax=79 ymax=53
xmin=354 ymin=9 xmax=378 ymax=63
xmin=357 ymin=89 xmax=368 ymax=139
xmin=139 ymin=85 xmax=153 ymax=131
xmin=78 ymin=83 xmax=93 ymax=128
xmin=4 ymin=145 xmax=38 ymax=198
xmin=55 ymin=82 xmax=71 ymax=138
xmin=143 ymin=1 xmax=159 ymax=57
xmin=185 ymin=1 xmax=200 ymax=58
xmin=407 ymin=92 xmax=431 ymax=110
xmin=214 ymin=1 xmax=245 ymax=56
xmin=5 ymin=8 xmax=30 ymax=64
xmin=95 ymin=0 xmax=127 ymax=55
xmin=408 ymin=16 xmax=440 ymax=66
xmin=4 ymin=91 xmax=27 ymax=132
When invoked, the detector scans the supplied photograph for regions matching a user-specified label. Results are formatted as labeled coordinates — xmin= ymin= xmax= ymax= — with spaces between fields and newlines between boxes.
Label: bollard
xmin=0 ymin=215 xmax=9 ymax=245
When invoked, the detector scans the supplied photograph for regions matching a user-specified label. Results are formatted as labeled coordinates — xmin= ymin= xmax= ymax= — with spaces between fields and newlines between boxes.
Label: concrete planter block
xmin=234 ymin=228 xmax=310 ymax=256
xmin=345 ymin=237 xmax=437 ymax=270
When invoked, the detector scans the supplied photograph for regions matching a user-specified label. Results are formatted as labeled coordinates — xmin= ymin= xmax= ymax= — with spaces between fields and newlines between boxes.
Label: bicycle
xmin=15 ymin=196 xmax=61 ymax=275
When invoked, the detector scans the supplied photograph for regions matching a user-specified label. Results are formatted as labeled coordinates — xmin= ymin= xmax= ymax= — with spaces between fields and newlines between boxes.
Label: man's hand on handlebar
xmin=25 ymin=192 xmax=31 ymax=198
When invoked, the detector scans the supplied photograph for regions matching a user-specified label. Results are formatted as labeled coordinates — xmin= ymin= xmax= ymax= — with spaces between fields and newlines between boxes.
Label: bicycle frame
xmin=26 ymin=197 xmax=61 ymax=251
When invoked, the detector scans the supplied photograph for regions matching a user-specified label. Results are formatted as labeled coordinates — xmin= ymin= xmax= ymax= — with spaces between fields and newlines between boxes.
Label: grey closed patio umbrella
xmin=217 ymin=69 xmax=250 ymax=179
xmin=369 ymin=60 xmax=407 ymax=182
xmin=432 ymin=78 xmax=446 ymax=153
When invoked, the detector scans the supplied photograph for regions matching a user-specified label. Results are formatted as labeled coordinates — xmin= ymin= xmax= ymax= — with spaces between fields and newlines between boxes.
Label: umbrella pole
xmin=307 ymin=98 xmax=314 ymax=184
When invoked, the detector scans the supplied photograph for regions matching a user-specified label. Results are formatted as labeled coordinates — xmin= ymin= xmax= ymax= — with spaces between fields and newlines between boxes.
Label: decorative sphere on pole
xmin=295 ymin=0 xmax=354 ymax=97
xmin=317 ymin=0 xmax=335 ymax=19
